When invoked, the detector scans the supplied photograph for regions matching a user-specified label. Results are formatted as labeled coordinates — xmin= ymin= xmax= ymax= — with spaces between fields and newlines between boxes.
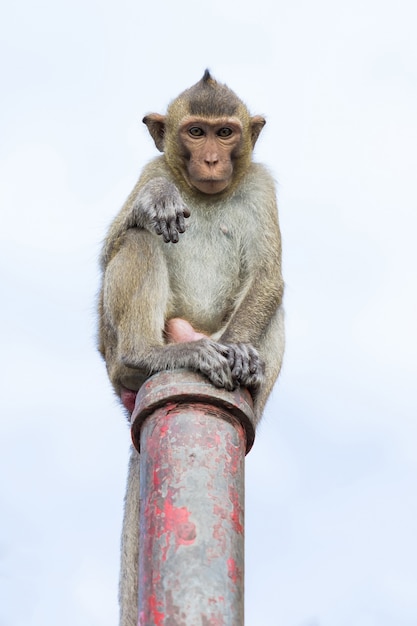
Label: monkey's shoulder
xmin=240 ymin=163 xmax=277 ymax=202
xmin=225 ymin=163 xmax=279 ymax=230
xmin=137 ymin=156 xmax=171 ymax=183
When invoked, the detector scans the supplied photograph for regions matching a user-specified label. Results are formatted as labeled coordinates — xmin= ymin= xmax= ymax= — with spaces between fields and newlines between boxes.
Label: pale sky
xmin=1 ymin=1 xmax=417 ymax=625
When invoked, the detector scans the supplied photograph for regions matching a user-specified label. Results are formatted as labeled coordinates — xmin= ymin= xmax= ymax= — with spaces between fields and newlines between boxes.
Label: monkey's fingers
xmin=155 ymin=209 xmax=190 ymax=243
xmin=196 ymin=341 xmax=235 ymax=390
xmin=217 ymin=343 xmax=240 ymax=371
xmin=242 ymin=348 xmax=265 ymax=390
xmin=153 ymin=220 xmax=165 ymax=237
xmin=155 ymin=218 xmax=179 ymax=243
xmin=220 ymin=343 xmax=265 ymax=390
xmin=206 ymin=368 xmax=236 ymax=391
xmin=230 ymin=344 xmax=250 ymax=381
xmin=166 ymin=219 xmax=180 ymax=243
xmin=248 ymin=351 xmax=264 ymax=375
xmin=214 ymin=343 xmax=234 ymax=364
xmin=176 ymin=207 xmax=190 ymax=234
xmin=243 ymin=368 xmax=265 ymax=391
xmin=214 ymin=343 xmax=247 ymax=385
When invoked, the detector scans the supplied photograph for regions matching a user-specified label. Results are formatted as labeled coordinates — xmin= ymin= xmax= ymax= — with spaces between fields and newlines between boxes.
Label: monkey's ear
xmin=250 ymin=115 xmax=266 ymax=147
xmin=143 ymin=113 xmax=166 ymax=152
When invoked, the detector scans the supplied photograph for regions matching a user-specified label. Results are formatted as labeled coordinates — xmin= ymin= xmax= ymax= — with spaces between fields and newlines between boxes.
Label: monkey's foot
xmin=220 ymin=342 xmax=265 ymax=391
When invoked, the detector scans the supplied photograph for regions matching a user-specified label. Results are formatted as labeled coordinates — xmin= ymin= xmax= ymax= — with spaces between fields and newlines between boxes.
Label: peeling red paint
xmin=202 ymin=615 xmax=225 ymax=626
xmin=227 ymin=557 xmax=241 ymax=584
xmin=228 ymin=485 xmax=243 ymax=534
xmin=211 ymin=506 xmax=227 ymax=556
xmin=159 ymin=423 xmax=170 ymax=438
xmin=148 ymin=595 xmax=165 ymax=626
xmin=213 ymin=504 xmax=227 ymax=518
xmin=225 ymin=430 xmax=243 ymax=476
xmin=162 ymin=497 xmax=197 ymax=548
xmin=211 ymin=522 xmax=226 ymax=557
xmin=208 ymin=595 xmax=225 ymax=606
xmin=152 ymin=466 xmax=161 ymax=490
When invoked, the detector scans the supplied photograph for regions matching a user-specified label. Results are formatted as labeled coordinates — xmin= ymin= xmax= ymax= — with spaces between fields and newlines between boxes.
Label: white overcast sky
xmin=1 ymin=1 xmax=416 ymax=625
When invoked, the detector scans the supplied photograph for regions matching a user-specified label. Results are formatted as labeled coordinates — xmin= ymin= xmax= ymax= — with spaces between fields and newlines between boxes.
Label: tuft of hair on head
xmin=202 ymin=69 xmax=214 ymax=84
xmin=176 ymin=70 xmax=244 ymax=118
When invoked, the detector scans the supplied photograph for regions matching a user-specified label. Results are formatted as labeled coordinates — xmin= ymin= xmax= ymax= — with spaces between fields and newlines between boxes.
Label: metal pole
xmin=131 ymin=369 xmax=256 ymax=626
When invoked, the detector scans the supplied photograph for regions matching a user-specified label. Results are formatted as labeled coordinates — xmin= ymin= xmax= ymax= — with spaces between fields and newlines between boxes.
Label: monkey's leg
xmin=102 ymin=228 xmax=170 ymax=395
xmin=104 ymin=229 xmax=234 ymax=393
xmin=120 ymin=320 xmax=208 ymax=411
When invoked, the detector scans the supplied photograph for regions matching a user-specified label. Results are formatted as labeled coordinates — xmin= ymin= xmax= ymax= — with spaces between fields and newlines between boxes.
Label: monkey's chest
xmin=163 ymin=226 xmax=244 ymax=331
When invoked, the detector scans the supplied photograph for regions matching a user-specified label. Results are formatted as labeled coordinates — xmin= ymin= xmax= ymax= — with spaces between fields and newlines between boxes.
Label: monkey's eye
xmin=188 ymin=127 xmax=205 ymax=137
xmin=217 ymin=128 xmax=233 ymax=138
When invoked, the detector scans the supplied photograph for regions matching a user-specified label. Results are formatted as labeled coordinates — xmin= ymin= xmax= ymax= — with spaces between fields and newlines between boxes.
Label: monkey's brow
xmin=181 ymin=116 xmax=242 ymax=128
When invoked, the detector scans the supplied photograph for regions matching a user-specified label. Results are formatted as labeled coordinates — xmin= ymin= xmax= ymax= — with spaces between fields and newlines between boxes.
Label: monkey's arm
xmin=100 ymin=169 xmax=189 ymax=268
xmin=219 ymin=173 xmax=284 ymax=390
xmin=222 ymin=236 xmax=283 ymax=345
xmin=218 ymin=258 xmax=283 ymax=392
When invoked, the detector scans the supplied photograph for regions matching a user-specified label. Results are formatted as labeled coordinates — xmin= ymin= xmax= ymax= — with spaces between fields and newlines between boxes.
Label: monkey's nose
xmin=204 ymin=155 xmax=219 ymax=166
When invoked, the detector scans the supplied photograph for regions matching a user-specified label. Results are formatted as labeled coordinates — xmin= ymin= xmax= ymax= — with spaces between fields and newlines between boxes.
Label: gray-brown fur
xmin=97 ymin=73 xmax=285 ymax=625
xmin=186 ymin=70 xmax=241 ymax=117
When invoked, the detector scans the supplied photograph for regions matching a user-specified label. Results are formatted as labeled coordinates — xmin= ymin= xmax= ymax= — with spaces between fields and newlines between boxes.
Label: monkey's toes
xmin=207 ymin=370 xmax=236 ymax=391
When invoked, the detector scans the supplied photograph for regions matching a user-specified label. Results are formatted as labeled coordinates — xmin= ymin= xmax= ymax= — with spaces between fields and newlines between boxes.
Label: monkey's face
xmin=178 ymin=117 xmax=243 ymax=194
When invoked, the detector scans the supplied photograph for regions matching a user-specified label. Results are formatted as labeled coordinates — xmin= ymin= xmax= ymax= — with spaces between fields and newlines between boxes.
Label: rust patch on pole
xmin=131 ymin=369 xmax=256 ymax=626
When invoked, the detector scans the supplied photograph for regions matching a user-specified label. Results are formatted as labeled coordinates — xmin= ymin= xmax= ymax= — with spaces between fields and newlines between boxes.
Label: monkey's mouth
xmin=198 ymin=177 xmax=226 ymax=183
xmin=195 ymin=172 xmax=232 ymax=185
xmin=192 ymin=178 xmax=230 ymax=194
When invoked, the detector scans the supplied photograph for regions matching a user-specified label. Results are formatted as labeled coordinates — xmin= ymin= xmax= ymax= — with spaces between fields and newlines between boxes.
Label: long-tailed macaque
xmin=97 ymin=70 xmax=285 ymax=626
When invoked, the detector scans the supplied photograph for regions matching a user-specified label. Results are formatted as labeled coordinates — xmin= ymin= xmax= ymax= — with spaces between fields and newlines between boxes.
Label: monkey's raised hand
xmin=132 ymin=177 xmax=190 ymax=243
xmin=219 ymin=342 xmax=265 ymax=391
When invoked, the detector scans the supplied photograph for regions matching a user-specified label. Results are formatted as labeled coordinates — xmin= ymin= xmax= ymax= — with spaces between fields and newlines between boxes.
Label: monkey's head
xmin=143 ymin=71 xmax=266 ymax=196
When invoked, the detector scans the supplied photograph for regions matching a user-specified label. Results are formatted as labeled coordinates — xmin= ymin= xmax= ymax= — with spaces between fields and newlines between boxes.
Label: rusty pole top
xmin=131 ymin=368 xmax=256 ymax=455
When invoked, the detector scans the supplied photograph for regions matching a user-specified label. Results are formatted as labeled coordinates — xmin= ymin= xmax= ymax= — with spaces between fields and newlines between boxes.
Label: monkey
xmin=97 ymin=70 xmax=285 ymax=626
